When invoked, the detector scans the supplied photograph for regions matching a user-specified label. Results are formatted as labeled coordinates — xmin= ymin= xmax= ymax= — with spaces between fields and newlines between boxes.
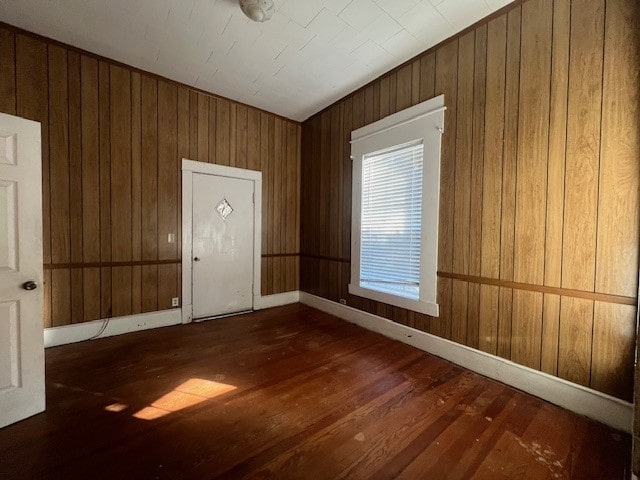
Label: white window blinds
xmin=359 ymin=141 xmax=423 ymax=300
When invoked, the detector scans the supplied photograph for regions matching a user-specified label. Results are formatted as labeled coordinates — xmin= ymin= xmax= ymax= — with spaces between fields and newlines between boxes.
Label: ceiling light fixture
xmin=239 ymin=0 xmax=275 ymax=22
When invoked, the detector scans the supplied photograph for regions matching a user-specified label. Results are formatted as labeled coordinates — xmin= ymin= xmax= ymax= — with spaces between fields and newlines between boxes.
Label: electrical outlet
xmin=168 ymin=233 xmax=176 ymax=244
xmin=339 ymin=298 xmax=347 ymax=305
xmin=171 ymin=297 xmax=179 ymax=307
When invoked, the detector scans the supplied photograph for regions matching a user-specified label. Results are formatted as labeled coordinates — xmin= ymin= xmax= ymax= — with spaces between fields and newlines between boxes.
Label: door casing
xmin=181 ymin=159 xmax=262 ymax=324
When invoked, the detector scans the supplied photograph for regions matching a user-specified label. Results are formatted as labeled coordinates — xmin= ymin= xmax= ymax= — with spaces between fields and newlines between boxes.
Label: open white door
xmin=0 ymin=112 xmax=44 ymax=428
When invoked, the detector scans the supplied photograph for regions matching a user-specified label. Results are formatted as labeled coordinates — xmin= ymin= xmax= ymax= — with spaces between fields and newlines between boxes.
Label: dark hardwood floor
xmin=0 ymin=304 xmax=630 ymax=479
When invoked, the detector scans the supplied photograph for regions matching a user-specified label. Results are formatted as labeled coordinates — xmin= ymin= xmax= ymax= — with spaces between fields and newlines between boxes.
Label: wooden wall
xmin=0 ymin=25 xmax=300 ymax=328
xmin=300 ymin=0 xmax=640 ymax=401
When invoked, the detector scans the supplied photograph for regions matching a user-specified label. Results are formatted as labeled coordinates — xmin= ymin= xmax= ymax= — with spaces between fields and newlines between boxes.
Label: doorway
xmin=181 ymin=160 xmax=262 ymax=323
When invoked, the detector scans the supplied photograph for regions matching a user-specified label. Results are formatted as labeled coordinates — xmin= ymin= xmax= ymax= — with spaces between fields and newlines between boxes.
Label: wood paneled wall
xmin=0 ymin=25 xmax=300 ymax=328
xmin=300 ymin=0 xmax=640 ymax=401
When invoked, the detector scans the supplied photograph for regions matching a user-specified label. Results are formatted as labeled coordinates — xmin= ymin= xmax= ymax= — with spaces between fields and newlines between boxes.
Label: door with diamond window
xmin=191 ymin=173 xmax=254 ymax=319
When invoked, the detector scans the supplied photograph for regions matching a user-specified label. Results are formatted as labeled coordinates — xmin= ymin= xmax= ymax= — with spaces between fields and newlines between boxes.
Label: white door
xmin=0 ymin=112 xmax=44 ymax=428
xmin=192 ymin=173 xmax=254 ymax=319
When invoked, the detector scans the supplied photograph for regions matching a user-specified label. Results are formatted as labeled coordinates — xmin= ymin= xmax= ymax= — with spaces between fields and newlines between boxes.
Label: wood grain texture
xmin=300 ymin=0 xmax=639 ymax=400
xmin=48 ymin=45 xmax=70 ymax=266
xmin=596 ymin=0 xmax=640 ymax=298
xmin=562 ymin=0 xmax=604 ymax=292
xmin=0 ymin=305 xmax=630 ymax=479
xmin=0 ymin=29 xmax=15 ymax=114
xmin=109 ymin=65 xmax=132 ymax=263
xmin=513 ymin=0 xmax=551 ymax=286
xmin=0 ymin=24 xmax=300 ymax=326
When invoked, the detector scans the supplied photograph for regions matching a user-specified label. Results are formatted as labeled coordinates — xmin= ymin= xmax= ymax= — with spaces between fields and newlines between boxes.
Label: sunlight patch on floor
xmin=104 ymin=403 xmax=128 ymax=413
xmin=132 ymin=378 xmax=237 ymax=420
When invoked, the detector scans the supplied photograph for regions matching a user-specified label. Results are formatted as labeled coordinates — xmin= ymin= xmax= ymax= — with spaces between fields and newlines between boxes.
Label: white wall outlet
xmin=339 ymin=298 xmax=347 ymax=305
xmin=171 ymin=297 xmax=179 ymax=307
xmin=168 ymin=233 xmax=176 ymax=244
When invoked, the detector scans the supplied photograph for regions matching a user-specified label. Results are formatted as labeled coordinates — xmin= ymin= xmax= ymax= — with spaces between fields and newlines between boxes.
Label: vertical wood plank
xmin=497 ymin=6 xmax=521 ymax=359
xmin=157 ymin=81 xmax=177 ymax=264
xmin=591 ymin=302 xmax=636 ymax=401
xmin=216 ymin=98 xmax=230 ymax=166
xmin=0 ymin=28 xmax=16 ymax=115
xmin=433 ymin=39 xmax=458 ymax=339
xmin=419 ymin=52 xmax=436 ymax=102
xmin=111 ymin=266 xmax=132 ymax=317
xmin=68 ymin=52 xmax=82 ymax=325
xmin=541 ymin=0 xmax=570 ymax=375
xmin=98 ymin=62 xmax=111 ymax=318
xmin=511 ymin=290 xmax=543 ymax=369
xmin=514 ymin=0 xmax=551 ymax=286
xmin=595 ymin=0 xmax=640 ymax=297
xmin=342 ymin=97 xmax=353 ymax=261
xmin=68 ymin=51 xmax=82 ymax=266
xmin=141 ymin=76 xmax=158 ymax=261
xmin=479 ymin=17 xmax=506 ymax=355
xmin=131 ymin=72 xmax=142 ymax=314
xmin=141 ymin=265 xmax=158 ymax=313
xmin=450 ymin=31 xmax=474 ymax=345
xmin=51 ymin=269 xmax=71 ymax=327
xmin=558 ymin=297 xmax=594 ymax=387
xmin=80 ymin=56 xmax=100 ymax=263
xmin=43 ymin=270 xmax=52 ymax=328
xmin=396 ymin=63 xmax=412 ymax=111
xmin=561 ymin=0 xmax=604 ymax=291
xmin=189 ymin=91 xmax=198 ymax=159
xmin=247 ymin=109 xmax=261 ymax=171
xmin=379 ymin=76 xmax=390 ymax=118
xmin=411 ymin=58 xmax=421 ymax=105
xmin=510 ymin=0 xmax=552 ymax=367
xmin=101 ymin=267 xmax=111 ymax=319
xmin=467 ymin=25 xmax=487 ymax=349
xmin=208 ymin=97 xmax=217 ymax=164
xmin=229 ymin=103 xmax=237 ymax=167
xmin=236 ymin=105 xmax=247 ymax=169
xmin=83 ymin=267 xmax=100 ymax=321
xmin=110 ymin=65 xmax=132 ymax=262
xmin=98 ymin=61 xmax=111 ymax=265
xmin=48 ymin=45 xmax=70 ymax=265
xmin=272 ymin=118 xmax=283 ymax=291
xmin=197 ymin=93 xmax=209 ymax=162
xmin=176 ymin=86 xmax=189 ymax=300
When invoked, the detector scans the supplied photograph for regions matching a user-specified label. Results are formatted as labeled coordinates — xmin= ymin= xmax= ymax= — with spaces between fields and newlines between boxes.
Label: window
xmin=349 ymin=95 xmax=445 ymax=316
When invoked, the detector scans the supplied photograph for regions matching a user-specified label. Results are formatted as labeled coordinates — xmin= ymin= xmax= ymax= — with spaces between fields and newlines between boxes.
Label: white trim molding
xmin=181 ymin=159 xmax=262 ymax=322
xmin=254 ymin=291 xmax=300 ymax=310
xmin=349 ymin=95 xmax=445 ymax=317
xmin=299 ymin=292 xmax=633 ymax=433
xmin=44 ymin=309 xmax=182 ymax=348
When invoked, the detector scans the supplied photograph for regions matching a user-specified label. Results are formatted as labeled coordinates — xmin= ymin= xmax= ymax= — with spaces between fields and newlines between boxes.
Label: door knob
xmin=194 ymin=257 xmax=201 ymax=262
xmin=22 ymin=281 xmax=38 ymax=291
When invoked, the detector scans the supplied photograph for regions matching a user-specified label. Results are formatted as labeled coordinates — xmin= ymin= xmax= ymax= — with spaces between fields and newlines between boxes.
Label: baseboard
xmin=299 ymin=292 xmax=633 ymax=433
xmin=253 ymin=291 xmax=300 ymax=310
xmin=44 ymin=309 xmax=182 ymax=348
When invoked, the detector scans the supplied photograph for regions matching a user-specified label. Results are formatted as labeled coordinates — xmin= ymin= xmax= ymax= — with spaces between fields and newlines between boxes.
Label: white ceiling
xmin=0 ymin=0 xmax=513 ymax=121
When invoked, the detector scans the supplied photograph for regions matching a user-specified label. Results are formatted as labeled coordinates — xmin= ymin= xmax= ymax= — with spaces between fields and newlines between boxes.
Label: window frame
xmin=349 ymin=95 xmax=445 ymax=317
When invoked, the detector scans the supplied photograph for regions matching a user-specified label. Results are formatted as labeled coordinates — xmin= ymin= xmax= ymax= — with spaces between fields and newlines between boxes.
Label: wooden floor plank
xmin=0 ymin=304 xmax=629 ymax=480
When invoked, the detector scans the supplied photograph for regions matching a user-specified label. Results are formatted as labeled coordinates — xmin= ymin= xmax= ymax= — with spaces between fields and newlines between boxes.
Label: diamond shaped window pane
xmin=216 ymin=198 xmax=233 ymax=220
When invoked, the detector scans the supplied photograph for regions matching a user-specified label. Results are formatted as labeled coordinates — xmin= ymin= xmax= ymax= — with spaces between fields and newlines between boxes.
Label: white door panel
xmin=0 ymin=112 xmax=44 ymax=428
xmin=192 ymin=173 xmax=254 ymax=318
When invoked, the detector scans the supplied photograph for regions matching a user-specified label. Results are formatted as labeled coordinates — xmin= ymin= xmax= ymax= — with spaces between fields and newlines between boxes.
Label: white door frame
xmin=181 ymin=159 xmax=262 ymax=324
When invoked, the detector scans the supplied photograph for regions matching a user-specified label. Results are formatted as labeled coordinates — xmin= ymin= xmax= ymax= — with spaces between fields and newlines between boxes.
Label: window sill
xmin=348 ymin=284 xmax=439 ymax=317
